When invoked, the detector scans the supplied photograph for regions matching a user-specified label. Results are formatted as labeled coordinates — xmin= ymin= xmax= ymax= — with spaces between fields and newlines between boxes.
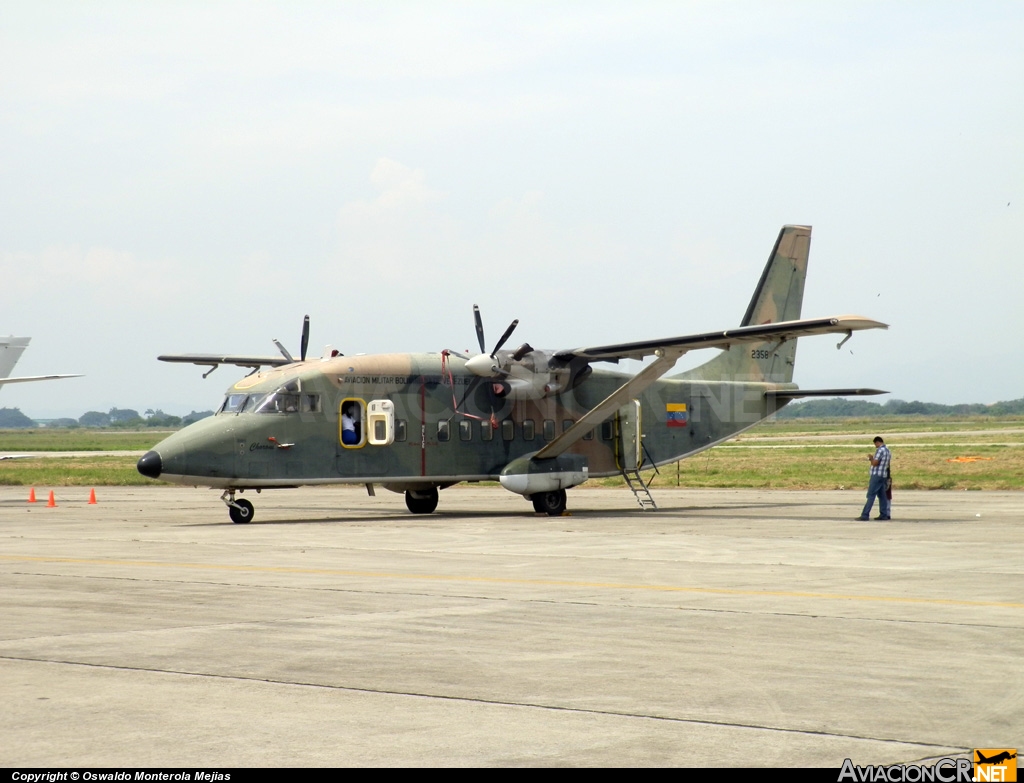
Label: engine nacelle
xmin=498 ymin=453 xmax=589 ymax=496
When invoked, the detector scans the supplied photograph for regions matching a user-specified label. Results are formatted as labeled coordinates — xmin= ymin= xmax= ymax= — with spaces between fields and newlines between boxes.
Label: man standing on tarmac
xmin=858 ymin=436 xmax=892 ymax=520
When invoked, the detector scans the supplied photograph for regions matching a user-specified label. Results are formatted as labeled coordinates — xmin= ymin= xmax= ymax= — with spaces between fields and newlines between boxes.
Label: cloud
xmin=1 ymin=246 xmax=188 ymax=310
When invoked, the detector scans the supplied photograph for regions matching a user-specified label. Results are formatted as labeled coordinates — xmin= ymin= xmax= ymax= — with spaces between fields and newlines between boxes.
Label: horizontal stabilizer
xmin=767 ymin=388 xmax=888 ymax=401
xmin=0 ymin=374 xmax=83 ymax=386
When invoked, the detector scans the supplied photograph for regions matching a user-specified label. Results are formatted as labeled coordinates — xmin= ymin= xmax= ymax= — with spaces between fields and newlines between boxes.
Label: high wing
xmin=551 ymin=315 xmax=886 ymax=363
xmin=535 ymin=314 xmax=887 ymax=460
xmin=158 ymin=316 xmax=315 ymax=377
xmin=157 ymin=354 xmax=294 ymax=378
xmin=0 ymin=374 xmax=82 ymax=386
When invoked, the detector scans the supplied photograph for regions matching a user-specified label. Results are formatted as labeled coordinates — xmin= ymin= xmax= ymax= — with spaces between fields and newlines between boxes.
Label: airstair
xmin=621 ymin=443 xmax=659 ymax=510
xmin=622 ymin=465 xmax=657 ymax=510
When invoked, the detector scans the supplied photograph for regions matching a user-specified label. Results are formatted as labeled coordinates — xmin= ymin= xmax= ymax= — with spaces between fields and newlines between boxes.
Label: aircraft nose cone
xmin=137 ymin=450 xmax=162 ymax=479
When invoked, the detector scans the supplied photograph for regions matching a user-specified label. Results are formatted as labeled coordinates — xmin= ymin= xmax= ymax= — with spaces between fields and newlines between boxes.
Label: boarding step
xmin=622 ymin=466 xmax=658 ymax=510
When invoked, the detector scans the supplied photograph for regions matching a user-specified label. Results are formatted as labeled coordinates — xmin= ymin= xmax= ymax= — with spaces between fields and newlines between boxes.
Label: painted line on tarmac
xmin=2 ymin=554 xmax=1022 ymax=610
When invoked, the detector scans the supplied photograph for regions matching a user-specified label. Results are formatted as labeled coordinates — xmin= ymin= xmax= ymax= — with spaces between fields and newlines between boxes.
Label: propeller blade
xmin=273 ymin=339 xmax=294 ymax=363
xmin=454 ymin=375 xmax=483 ymax=413
xmin=473 ymin=305 xmax=486 ymax=354
xmin=300 ymin=315 xmax=310 ymax=362
xmin=491 ymin=319 xmax=519 ymax=357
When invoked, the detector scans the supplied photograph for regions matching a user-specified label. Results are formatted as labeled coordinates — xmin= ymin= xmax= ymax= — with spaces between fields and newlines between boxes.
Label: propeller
xmin=466 ymin=305 xmax=519 ymax=377
xmin=449 ymin=305 xmax=523 ymax=427
xmin=273 ymin=314 xmax=312 ymax=363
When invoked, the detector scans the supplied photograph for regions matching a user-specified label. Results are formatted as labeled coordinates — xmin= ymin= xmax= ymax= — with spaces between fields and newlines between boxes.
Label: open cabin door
xmin=616 ymin=398 xmax=644 ymax=471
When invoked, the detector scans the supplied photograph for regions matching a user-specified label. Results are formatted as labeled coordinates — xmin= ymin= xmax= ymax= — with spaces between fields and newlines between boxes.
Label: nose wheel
xmin=222 ymin=490 xmax=255 ymax=524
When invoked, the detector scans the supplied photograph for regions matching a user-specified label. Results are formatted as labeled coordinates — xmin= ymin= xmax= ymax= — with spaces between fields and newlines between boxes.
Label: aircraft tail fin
xmin=679 ymin=225 xmax=811 ymax=384
xmin=0 ymin=337 xmax=31 ymax=380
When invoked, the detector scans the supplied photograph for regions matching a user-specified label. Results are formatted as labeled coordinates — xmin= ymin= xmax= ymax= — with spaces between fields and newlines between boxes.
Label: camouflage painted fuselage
xmin=148 ymin=351 xmax=793 ymax=491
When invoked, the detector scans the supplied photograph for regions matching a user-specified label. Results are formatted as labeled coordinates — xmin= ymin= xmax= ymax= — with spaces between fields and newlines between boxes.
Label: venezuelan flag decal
xmin=666 ymin=403 xmax=688 ymax=427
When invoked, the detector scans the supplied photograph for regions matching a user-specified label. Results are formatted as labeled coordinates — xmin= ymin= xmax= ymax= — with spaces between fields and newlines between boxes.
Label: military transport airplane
xmin=0 ymin=336 xmax=82 ymax=390
xmin=138 ymin=225 xmax=887 ymax=522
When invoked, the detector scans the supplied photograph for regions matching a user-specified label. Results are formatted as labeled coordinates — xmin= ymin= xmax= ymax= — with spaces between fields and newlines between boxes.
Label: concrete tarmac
xmin=1 ymin=485 xmax=1021 ymax=767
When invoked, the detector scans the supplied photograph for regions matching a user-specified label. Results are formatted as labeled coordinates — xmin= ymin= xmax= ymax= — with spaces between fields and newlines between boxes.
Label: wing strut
xmin=534 ymin=347 xmax=687 ymax=460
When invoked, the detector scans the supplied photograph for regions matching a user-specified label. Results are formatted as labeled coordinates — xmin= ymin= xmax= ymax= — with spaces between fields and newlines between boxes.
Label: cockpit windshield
xmin=218 ymin=386 xmax=317 ymax=415
xmin=219 ymin=393 xmax=248 ymax=415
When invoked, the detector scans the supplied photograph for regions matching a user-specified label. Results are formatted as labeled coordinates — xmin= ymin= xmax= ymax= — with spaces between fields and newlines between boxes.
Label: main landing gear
xmin=405 ymin=487 xmax=439 ymax=514
xmin=221 ymin=490 xmax=254 ymax=524
xmin=531 ymin=489 xmax=567 ymax=516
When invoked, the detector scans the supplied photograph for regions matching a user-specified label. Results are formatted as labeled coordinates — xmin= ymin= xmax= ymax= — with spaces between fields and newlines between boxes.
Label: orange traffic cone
xmin=88 ymin=488 xmax=97 ymax=505
xmin=28 ymin=488 xmax=37 ymax=503
xmin=46 ymin=491 xmax=56 ymax=508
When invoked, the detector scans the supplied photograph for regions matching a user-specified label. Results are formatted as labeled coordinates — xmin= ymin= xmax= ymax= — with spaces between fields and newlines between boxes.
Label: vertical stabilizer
xmin=0 ymin=337 xmax=31 ymax=380
xmin=680 ymin=225 xmax=810 ymax=383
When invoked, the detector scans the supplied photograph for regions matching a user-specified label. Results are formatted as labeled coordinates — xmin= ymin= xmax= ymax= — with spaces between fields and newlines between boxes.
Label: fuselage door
xmin=616 ymin=398 xmax=643 ymax=471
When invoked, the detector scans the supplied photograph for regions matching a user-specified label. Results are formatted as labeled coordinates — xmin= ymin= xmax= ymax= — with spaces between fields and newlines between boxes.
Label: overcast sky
xmin=2 ymin=1 xmax=1021 ymax=418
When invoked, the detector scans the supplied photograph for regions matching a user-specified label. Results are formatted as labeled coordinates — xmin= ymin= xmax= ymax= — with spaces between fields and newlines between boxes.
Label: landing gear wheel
xmin=405 ymin=488 xmax=439 ymax=514
xmin=532 ymin=489 xmax=567 ymax=516
xmin=229 ymin=498 xmax=254 ymax=524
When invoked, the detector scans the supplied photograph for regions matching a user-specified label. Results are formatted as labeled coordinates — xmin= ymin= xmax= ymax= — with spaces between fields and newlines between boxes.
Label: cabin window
xmin=437 ymin=420 xmax=450 ymax=442
xmin=601 ymin=421 xmax=614 ymax=440
xmin=480 ymin=421 xmax=494 ymax=441
xmin=543 ymin=420 xmax=556 ymax=441
xmin=395 ymin=419 xmax=407 ymax=442
xmin=522 ymin=419 xmax=535 ymax=441
xmin=563 ymin=418 xmax=593 ymax=439
xmin=502 ymin=419 xmax=515 ymax=441
xmin=459 ymin=420 xmax=473 ymax=441
xmin=339 ymin=398 xmax=366 ymax=448
xmin=300 ymin=394 xmax=321 ymax=413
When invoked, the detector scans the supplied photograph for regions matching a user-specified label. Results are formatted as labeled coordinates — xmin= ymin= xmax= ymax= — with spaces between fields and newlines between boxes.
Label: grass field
xmin=2 ymin=417 xmax=1023 ymax=490
xmin=0 ymin=429 xmax=167 ymax=452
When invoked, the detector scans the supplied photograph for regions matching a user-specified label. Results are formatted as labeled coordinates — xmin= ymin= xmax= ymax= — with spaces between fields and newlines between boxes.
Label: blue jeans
xmin=861 ymin=474 xmax=891 ymax=518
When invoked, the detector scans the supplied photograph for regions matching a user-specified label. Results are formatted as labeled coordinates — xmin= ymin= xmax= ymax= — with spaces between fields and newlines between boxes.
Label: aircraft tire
xmin=532 ymin=489 xmax=566 ymax=516
xmin=229 ymin=498 xmax=254 ymax=524
xmin=405 ymin=488 xmax=439 ymax=514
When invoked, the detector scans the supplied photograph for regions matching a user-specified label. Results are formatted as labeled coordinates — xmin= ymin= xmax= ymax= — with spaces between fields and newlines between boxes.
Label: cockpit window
xmin=219 ymin=394 xmax=248 ymax=414
xmin=253 ymin=392 xmax=301 ymax=414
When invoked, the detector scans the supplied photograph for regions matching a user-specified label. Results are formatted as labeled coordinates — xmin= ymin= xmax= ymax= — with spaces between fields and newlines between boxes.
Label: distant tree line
xmin=0 ymin=407 xmax=215 ymax=429
xmin=776 ymin=397 xmax=1024 ymax=418
xmin=3 ymin=396 xmax=1024 ymax=430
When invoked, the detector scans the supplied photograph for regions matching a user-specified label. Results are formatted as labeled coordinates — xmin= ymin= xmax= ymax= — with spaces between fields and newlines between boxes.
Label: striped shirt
xmin=870 ymin=445 xmax=891 ymax=477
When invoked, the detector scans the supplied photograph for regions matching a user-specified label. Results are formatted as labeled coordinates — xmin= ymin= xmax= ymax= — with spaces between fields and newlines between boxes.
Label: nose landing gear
xmin=221 ymin=490 xmax=255 ymax=524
